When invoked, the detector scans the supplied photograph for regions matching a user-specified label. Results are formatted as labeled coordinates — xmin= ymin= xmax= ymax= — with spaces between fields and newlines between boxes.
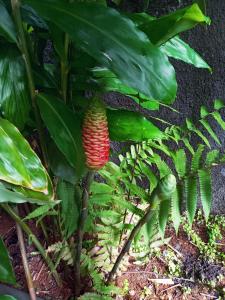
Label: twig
xmin=16 ymin=216 xmax=37 ymax=300
xmin=74 ymin=171 xmax=95 ymax=296
xmin=159 ymin=283 xmax=181 ymax=294
xmin=200 ymin=293 xmax=217 ymax=299
xmin=148 ymin=278 xmax=175 ymax=285
xmin=1 ymin=204 xmax=62 ymax=286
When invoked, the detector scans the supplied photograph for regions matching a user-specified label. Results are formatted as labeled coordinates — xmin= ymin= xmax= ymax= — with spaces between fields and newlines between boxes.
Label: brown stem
xmin=16 ymin=213 xmax=37 ymax=300
xmin=107 ymin=174 xmax=176 ymax=283
xmin=74 ymin=171 xmax=95 ymax=296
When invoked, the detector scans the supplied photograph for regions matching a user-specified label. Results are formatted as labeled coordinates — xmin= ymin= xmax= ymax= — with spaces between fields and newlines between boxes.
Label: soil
xmin=1 ymin=209 xmax=225 ymax=300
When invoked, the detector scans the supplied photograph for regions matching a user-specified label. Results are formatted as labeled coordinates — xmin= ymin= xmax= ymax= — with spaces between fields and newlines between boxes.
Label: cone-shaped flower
xmin=82 ymin=97 xmax=110 ymax=170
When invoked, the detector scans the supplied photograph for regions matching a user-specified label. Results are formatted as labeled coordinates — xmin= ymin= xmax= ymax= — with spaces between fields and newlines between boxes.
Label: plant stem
xmin=107 ymin=174 xmax=176 ymax=283
xmin=1 ymin=204 xmax=62 ymax=286
xmin=11 ymin=0 xmax=48 ymax=168
xmin=107 ymin=202 xmax=158 ymax=283
xmin=15 ymin=207 xmax=37 ymax=300
xmin=61 ymin=33 xmax=70 ymax=104
xmin=74 ymin=171 xmax=95 ymax=296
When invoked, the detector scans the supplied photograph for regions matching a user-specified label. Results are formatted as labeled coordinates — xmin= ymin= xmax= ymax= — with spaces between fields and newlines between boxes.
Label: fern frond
xmin=159 ymin=199 xmax=171 ymax=238
xmin=198 ymin=169 xmax=212 ymax=220
xmin=205 ymin=150 xmax=220 ymax=167
xmin=171 ymin=185 xmax=182 ymax=234
xmin=173 ymin=148 xmax=186 ymax=178
xmin=191 ymin=144 xmax=205 ymax=172
xmin=185 ymin=176 xmax=198 ymax=224
xmin=199 ymin=119 xmax=221 ymax=145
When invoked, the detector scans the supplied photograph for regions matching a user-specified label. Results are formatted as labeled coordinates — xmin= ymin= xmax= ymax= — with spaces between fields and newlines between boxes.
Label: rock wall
xmin=107 ymin=0 xmax=225 ymax=213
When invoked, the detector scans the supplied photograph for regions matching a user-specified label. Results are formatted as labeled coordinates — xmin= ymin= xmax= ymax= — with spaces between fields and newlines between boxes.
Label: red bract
xmin=82 ymin=98 xmax=110 ymax=170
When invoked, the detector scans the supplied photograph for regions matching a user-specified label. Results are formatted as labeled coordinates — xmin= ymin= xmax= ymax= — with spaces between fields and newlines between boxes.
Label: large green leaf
xmin=161 ymin=36 xmax=211 ymax=71
xmin=24 ymin=0 xmax=177 ymax=104
xmin=0 ymin=184 xmax=53 ymax=205
xmin=0 ymin=118 xmax=50 ymax=194
xmin=107 ymin=109 xmax=163 ymax=141
xmin=0 ymin=296 xmax=17 ymax=300
xmin=90 ymin=67 xmax=159 ymax=110
xmin=48 ymin=140 xmax=78 ymax=185
xmin=136 ymin=3 xmax=210 ymax=45
xmin=0 ymin=46 xmax=30 ymax=129
xmin=159 ymin=199 xmax=170 ymax=238
xmin=0 ymin=237 xmax=16 ymax=285
xmin=0 ymin=1 xmax=17 ymax=43
xmin=37 ymin=93 xmax=86 ymax=178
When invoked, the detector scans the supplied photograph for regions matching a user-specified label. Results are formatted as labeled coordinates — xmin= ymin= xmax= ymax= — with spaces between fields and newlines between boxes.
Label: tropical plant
xmin=0 ymin=0 xmax=216 ymax=298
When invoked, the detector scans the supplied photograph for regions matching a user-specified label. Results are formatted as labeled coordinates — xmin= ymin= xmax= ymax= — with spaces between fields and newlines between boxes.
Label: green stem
xmin=11 ymin=0 xmax=48 ymax=168
xmin=107 ymin=174 xmax=176 ymax=283
xmin=74 ymin=171 xmax=95 ymax=297
xmin=61 ymin=34 xmax=70 ymax=104
xmin=15 ymin=208 xmax=37 ymax=300
xmin=1 ymin=204 xmax=62 ymax=286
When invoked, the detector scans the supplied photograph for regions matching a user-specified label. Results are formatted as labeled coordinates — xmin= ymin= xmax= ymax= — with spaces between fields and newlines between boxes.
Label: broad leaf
xmin=0 ymin=1 xmax=17 ymax=42
xmin=198 ymin=169 xmax=212 ymax=220
xmin=48 ymin=140 xmax=78 ymax=185
xmin=161 ymin=36 xmax=211 ymax=71
xmin=57 ymin=180 xmax=80 ymax=238
xmin=37 ymin=93 xmax=86 ymax=178
xmin=24 ymin=0 xmax=177 ymax=104
xmin=0 ymin=46 xmax=30 ymax=129
xmin=0 ymin=237 xmax=16 ymax=284
xmin=90 ymin=67 xmax=160 ymax=110
xmin=0 ymin=296 xmax=17 ymax=300
xmin=0 ymin=184 xmax=53 ymax=205
xmin=107 ymin=109 xmax=163 ymax=141
xmin=0 ymin=118 xmax=50 ymax=194
xmin=136 ymin=3 xmax=210 ymax=45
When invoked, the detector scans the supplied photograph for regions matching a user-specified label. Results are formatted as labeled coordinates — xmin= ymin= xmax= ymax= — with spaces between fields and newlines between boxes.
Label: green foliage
xmin=107 ymin=109 xmax=163 ymax=141
xmin=24 ymin=0 xmax=177 ymax=103
xmin=0 ymin=46 xmax=30 ymax=129
xmin=37 ymin=93 xmax=86 ymax=178
xmin=0 ymin=296 xmax=17 ymax=300
xmin=57 ymin=180 xmax=80 ymax=238
xmin=134 ymin=3 xmax=210 ymax=45
xmin=182 ymin=212 xmax=225 ymax=263
xmin=0 ymin=118 xmax=52 ymax=196
xmin=0 ymin=1 xmax=17 ymax=43
xmin=0 ymin=237 xmax=16 ymax=285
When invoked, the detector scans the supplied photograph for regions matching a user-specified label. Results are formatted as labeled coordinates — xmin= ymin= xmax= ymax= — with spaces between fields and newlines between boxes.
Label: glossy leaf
xmin=0 ymin=1 xmax=17 ymax=42
xmin=0 ymin=237 xmax=16 ymax=284
xmin=0 ymin=184 xmax=53 ymax=205
xmin=37 ymin=93 xmax=86 ymax=178
xmin=0 ymin=118 xmax=50 ymax=194
xmin=0 ymin=296 xmax=17 ymax=300
xmin=136 ymin=3 xmax=210 ymax=45
xmin=161 ymin=36 xmax=211 ymax=71
xmin=107 ymin=109 xmax=163 ymax=141
xmin=24 ymin=0 xmax=177 ymax=104
xmin=48 ymin=140 xmax=78 ymax=185
xmin=0 ymin=46 xmax=30 ymax=129
xmin=198 ymin=169 xmax=212 ymax=220
xmin=91 ymin=67 xmax=160 ymax=110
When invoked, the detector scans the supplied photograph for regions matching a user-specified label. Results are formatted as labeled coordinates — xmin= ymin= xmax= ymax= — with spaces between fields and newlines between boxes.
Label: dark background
xmin=107 ymin=0 xmax=225 ymax=213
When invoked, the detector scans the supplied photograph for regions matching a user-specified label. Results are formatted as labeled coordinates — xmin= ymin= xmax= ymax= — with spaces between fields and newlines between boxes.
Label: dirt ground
xmin=1 ymin=209 xmax=225 ymax=300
